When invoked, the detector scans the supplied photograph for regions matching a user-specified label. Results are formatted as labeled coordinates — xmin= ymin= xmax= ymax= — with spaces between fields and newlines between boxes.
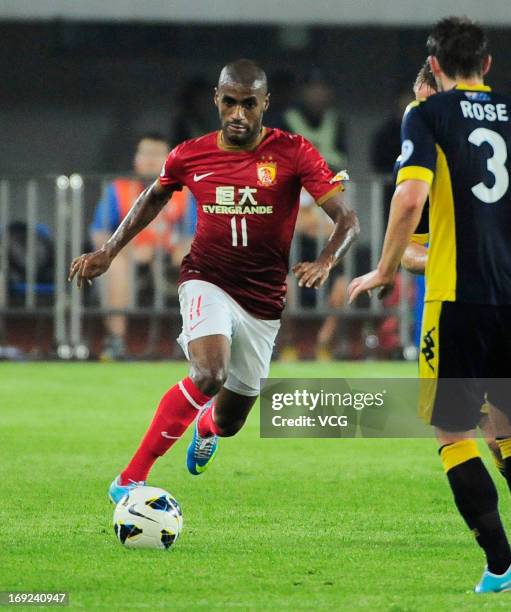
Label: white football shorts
xmin=177 ymin=280 xmax=281 ymax=397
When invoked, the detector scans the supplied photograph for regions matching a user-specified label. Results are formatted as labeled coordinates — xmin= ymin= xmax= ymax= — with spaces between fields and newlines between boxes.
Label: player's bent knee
xmin=191 ymin=367 xmax=227 ymax=397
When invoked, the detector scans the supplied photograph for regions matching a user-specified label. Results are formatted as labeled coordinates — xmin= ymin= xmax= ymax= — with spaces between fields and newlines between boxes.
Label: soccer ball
xmin=113 ymin=486 xmax=183 ymax=550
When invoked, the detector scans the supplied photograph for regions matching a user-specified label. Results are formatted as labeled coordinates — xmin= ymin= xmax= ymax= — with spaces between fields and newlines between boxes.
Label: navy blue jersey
xmin=397 ymin=85 xmax=511 ymax=304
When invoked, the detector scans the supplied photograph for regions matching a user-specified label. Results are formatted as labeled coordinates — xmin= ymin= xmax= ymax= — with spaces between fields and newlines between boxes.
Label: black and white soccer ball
xmin=113 ymin=486 xmax=183 ymax=550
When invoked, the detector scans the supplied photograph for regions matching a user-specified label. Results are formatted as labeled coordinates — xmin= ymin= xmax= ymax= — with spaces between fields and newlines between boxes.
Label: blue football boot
xmin=475 ymin=564 xmax=511 ymax=593
xmin=186 ymin=405 xmax=218 ymax=475
xmin=108 ymin=475 xmax=146 ymax=505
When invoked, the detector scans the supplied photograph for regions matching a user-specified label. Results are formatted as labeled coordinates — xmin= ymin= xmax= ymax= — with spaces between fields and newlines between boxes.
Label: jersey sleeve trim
xmin=396 ymin=166 xmax=434 ymax=186
xmin=411 ymin=232 xmax=429 ymax=245
xmin=157 ymin=176 xmax=182 ymax=191
xmin=316 ymin=185 xmax=343 ymax=207
xmin=403 ymin=100 xmax=421 ymax=116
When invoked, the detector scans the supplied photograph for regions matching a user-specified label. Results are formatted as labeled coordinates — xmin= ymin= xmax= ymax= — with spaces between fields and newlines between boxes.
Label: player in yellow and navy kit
xmin=349 ymin=17 xmax=511 ymax=593
xmin=401 ymin=61 xmax=511 ymax=493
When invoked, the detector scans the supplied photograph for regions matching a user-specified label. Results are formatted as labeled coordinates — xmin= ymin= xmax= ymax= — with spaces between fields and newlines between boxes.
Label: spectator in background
xmin=283 ymin=70 xmax=347 ymax=169
xmin=90 ymin=133 xmax=187 ymax=360
xmin=281 ymin=74 xmax=348 ymax=359
xmin=171 ymin=77 xmax=217 ymax=144
xmin=370 ymin=87 xmax=412 ymax=175
xmin=264 ymin=69 xmax=297 ymax=130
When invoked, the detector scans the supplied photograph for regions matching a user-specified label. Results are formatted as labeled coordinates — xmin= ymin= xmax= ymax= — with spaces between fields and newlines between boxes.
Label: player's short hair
xmin=218 ymin=59 xmax=268 ymax=94
xmin=138 ymin=132 xmax=169 ymax=145
xmin=426 ymin=16 xmax=488 ymax=79
xmin=414 ymin=60 xmax=437 ymax=92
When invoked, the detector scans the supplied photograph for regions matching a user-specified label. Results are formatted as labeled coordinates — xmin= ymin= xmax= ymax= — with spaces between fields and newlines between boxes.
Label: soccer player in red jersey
xmin=69 ymin=59 xmax=359 ymax=502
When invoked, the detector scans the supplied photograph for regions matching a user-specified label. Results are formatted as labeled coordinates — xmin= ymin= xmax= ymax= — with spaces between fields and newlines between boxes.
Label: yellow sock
xmin=440 ymin=439 xmax=480 ymax=473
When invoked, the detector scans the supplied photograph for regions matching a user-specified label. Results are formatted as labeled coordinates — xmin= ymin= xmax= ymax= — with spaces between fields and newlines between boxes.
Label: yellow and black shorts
xmin=419 ymin=301 xmax=511 ymax=431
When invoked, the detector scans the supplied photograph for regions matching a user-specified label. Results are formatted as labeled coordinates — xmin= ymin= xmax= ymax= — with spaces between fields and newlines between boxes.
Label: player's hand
xmin=347 ymin=269 xmax=394 ymax=304
xmin=68 ymin=249 xmax=113 ymax=288
xmin=292 ymin=258 xmax=332 ymax=289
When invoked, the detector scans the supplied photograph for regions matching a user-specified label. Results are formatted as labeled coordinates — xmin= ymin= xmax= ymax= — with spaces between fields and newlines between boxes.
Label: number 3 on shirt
xmin=230 ymin=216 xmax=248 ymax=247
xmin=469 ymin=127 xmax=509 ymax=203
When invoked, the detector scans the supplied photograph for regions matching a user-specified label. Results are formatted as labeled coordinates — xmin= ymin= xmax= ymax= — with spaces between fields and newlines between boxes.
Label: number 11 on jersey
xmin=231 ymin=216 xmax=248 ymax=247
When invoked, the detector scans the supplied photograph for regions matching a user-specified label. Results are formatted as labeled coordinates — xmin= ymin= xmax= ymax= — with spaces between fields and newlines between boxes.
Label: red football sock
xmin=120 ymin=377 xmax=211 ymax=484
xmin=197 ymin=404 xmax=222 ymax=437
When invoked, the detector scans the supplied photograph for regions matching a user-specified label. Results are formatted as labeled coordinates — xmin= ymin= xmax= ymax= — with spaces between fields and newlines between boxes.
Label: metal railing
xmin=0 ymin=174 xmax=416 ymax=358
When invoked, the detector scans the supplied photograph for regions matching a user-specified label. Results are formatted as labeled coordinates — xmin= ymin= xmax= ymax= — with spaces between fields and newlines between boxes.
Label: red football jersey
xmin=160 ymin=127 xmax=343 ymax=319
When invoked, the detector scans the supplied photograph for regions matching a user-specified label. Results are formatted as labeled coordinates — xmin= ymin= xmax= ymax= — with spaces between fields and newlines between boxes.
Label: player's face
xmin=215 ymin=83 xmax=269 ymax=146
xmin=134 ymin=139 xmax=170 ymax=178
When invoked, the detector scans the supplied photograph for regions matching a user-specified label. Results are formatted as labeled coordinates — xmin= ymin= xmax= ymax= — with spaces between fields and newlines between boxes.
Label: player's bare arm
xmin=401 ymin=241 xmax=427 ymax=275
xmin=68 ymin=179 xmax=174 ymax=288
xmin=347 ymin=179 xmax=428 ymax=303
xmin=292 ymin=192 xmax=359 ymax=289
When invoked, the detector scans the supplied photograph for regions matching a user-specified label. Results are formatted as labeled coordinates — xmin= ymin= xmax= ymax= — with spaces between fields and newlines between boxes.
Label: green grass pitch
xmin=2 ymin=361 xmax=511 ymax=610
